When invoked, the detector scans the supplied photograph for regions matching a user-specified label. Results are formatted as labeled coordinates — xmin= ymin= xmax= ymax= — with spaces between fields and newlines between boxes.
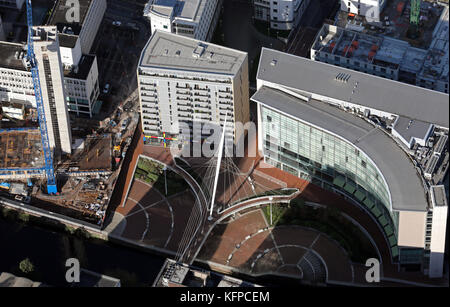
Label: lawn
xmin=134 ymin=157 xmax=189 ymax=197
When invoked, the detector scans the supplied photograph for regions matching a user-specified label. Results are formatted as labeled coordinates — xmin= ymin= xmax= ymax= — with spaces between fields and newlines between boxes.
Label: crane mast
xmin=26 ymin=0 xmax=57 ymax=194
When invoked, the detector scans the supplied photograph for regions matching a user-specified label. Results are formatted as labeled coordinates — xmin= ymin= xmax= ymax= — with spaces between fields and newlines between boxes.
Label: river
xmin=0 ymin=217 xmax=165 ymax=287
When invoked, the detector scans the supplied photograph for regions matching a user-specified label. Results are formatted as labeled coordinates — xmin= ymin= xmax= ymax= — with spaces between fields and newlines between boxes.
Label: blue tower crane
xmin=25 ymin=0 xmax=58 ymax=195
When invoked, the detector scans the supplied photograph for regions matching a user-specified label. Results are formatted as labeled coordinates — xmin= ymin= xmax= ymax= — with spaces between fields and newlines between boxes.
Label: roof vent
xmin=270 ymin=59 xmax=277 ymax=66
xmin=193 ymin=44 xmax=206 ymax=58
xmin=175 ymin=50 xmax=181 ymax=57
xmin=335 ymin=73 xmax=351 ymax=83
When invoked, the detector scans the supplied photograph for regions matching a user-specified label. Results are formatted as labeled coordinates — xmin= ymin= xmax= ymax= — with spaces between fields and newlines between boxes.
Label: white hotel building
xmin=253 ymin=0 xmax=311 ymax=30
xmin=144 ymin=0 xmax=221 ymax=42
xmin=137 ymin=30 xmax=249 ymax=146
xmin=340 ymin=0 xmax=387 ymax=22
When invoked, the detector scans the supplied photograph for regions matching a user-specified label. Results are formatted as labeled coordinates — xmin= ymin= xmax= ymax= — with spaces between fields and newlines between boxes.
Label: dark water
xmin=0 ymin=218 xmax=165 ymax=286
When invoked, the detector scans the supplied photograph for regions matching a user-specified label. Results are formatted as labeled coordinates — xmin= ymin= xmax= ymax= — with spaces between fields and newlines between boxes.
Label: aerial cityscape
xmin=0 ymin=0 xmax=448 ymax=293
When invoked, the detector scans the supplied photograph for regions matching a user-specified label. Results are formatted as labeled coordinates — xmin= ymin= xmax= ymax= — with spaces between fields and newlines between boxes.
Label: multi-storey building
xmin=0 ymin=0 xmax=24 ymax=9
xmin=63 ymin=54 xmax=99 ymax=118
xmin=144 ymin=0 xmax=221 ymax=42
xmin=340 ymin=0 xmax=387 ymax=22
xmin=47 ymin=0 xmax=107 ymax=54
xmin=311 ymin=19 xmax=449 ymax=93
xmin=137 ymin=30 xmax=249 ymax=146
xmin=0 ymin=42 xmax=34 ymax=105
xmin=0 ymin=38 xmax=100 ymax=119
xmin=0 ymin=15 xmax=5 ymax=41
xmin=253 ymin=48 xmax=448 ymax=278
xmin=58 ymin=32 xmax=100 ymax=118
xmin=32 ymin=26 xmax=72 ymax=155
xmin=253 ymin=0 xmax=311 ymax=30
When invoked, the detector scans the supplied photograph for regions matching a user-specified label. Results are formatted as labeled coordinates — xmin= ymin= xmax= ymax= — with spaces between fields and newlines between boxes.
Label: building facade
xmin=64 ymin=55 xmax=99 ymax=118
xmin=340 ymin=0 xmax=387 ymax=22
xmin=137 ymin=30 xmax=249 ymax=146
xmin=144 ymin=0 xmax=221 ymax=42
xmin=0 ymin=42 xmax=34 ymax=105
xmin=0 ymin=39 xmax=100 ymax=119
xmin=254 ymin=48 xmax=448 ymax=277
xmin=32 ymin=26 xmax=72 ymax=155
xmin=253 ymin=0 xmax=311 ymax=30
xmin=47 ymin=0 xmax=107 ymax=54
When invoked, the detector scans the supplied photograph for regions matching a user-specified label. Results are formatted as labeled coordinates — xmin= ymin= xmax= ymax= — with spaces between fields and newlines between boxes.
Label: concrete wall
xmin=397 ymin=211 xmax=426 ymax=248
xmin=60 ymin=38 xmax=82 ymax=68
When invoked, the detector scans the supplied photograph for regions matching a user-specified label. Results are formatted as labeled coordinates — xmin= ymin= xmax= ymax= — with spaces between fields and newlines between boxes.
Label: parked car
xmin=112 ymin=21 xmax=122 ymax=27
xmin=103 ymin=83 xmax=110 ymax=94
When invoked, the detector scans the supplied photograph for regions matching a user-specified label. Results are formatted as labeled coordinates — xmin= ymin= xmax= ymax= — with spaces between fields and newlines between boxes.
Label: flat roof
xmin=258 ymin=48 xmax=449 ymax=128
xmin=47 ymin=0 xmax=92 ymax=34
xmin=149 ymin=0 xmax=204 ymax=22
xmin=139 ymin=30 xmax=247 ymax=75
xmin=431 ymin=185 xmax=448 ymax=208
xmin=393 ymin=116 xmax=433 ymax=144
xmin=0 ymin=42 xmax=27 ymax=71
xmin=252 ymin=86 xmax=428 ymax=212
xmin=58 ymin=33 xmax=78 ymax=48
xmin=64 ymin=54 xmax=95 ymax=80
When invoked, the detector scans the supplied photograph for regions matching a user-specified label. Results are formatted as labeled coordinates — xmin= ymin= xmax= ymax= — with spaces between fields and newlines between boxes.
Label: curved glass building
xmin=253 ymin=48 xmax=449 ymax=277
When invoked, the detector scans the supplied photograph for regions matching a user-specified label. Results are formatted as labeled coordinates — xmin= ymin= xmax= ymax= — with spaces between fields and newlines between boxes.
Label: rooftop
xmin=0 ymin=272 xmax=43 ymax=287
xmin=47 ymin=0 xmax=93 ymax=35
xmin=139 ymin=30 xmax=247 ymax=75
xmin=312 ymin=22 xmax=448 ymax=82
xmin=64 ymin=54 xmax=95 ymax=80
xmin=0 ymin=42 xmax=27 ymax=71
xmin=251 ymin=86 xmax=428 ymax=212
xmin=76 ymin=269 xmax=121 ymax=287
xmin=58 ymin=33 xmax=79 ymax=49
xmin=431 ymin=185 xmax=448 ymax=208
xmin=258 ymin=48 xmax=449 ymax=128
xmin=146 ymin=0 xmax=206 ymax=23
xmin=393 ymin=116 xmax=434 ymax=145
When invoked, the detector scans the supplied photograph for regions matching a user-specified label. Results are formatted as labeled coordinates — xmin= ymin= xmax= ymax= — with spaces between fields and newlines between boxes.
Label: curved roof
xmin=252 ymin=86 xmax=428 ymax=212
xmin=257 ymin=48 xmax=449 ymax=128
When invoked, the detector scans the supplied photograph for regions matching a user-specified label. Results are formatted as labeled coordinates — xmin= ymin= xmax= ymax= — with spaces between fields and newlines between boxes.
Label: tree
xmin=19 ymin=258 xmax=34 ymax=274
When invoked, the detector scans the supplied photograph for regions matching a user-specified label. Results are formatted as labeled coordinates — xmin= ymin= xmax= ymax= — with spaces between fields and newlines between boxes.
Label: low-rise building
xmin=144 ymin=0 xmax=221 ymax=42
xmin=253 ymin=0 xmax=311 ymax=30
xmin=340 ymin=0 xmax=387 ymax=22
xmin=311 ymin=8 xmax=449 ymax=93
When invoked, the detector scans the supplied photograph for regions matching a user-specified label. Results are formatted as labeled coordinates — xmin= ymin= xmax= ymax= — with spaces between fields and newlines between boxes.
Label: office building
xmin=47 ymin=0 xmax=107 ymax=54
xmin=253 ymin=0 xmax=311 ymax=30
xmin=144 ymin=0 xmax=221 ymax=42
xmin=137 ymin=30 xmax=249 ymax=146
xmin=253 ymin=48 xmax=449 ymax=277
